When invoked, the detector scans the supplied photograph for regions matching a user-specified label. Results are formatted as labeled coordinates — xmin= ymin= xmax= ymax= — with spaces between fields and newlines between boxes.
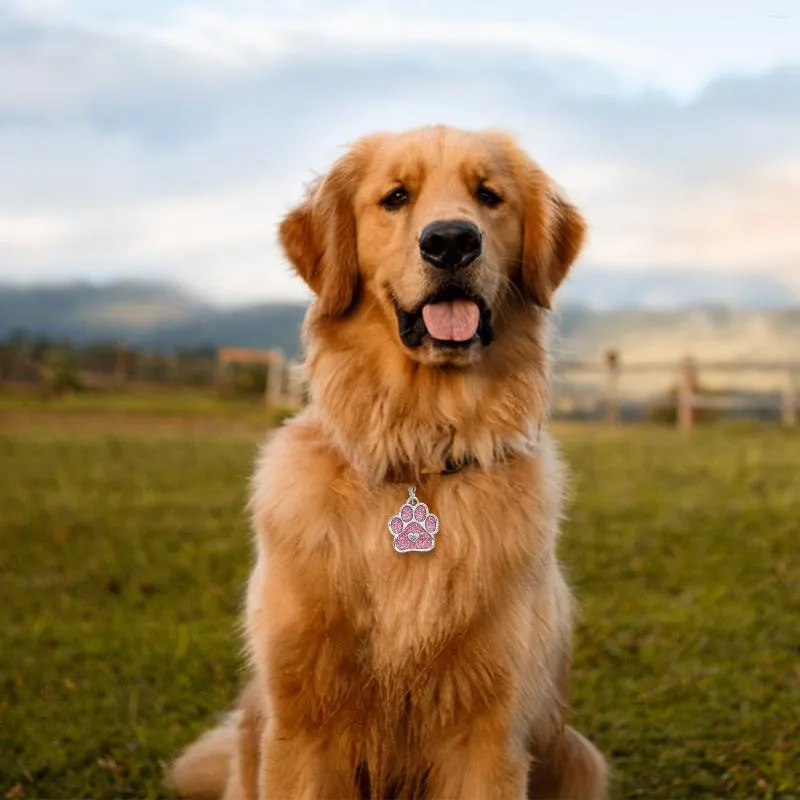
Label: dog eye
xmin=380 ymin=186 xmax=409 ymax=211
xmin=476 ymin=183 xmax=503 ymax=208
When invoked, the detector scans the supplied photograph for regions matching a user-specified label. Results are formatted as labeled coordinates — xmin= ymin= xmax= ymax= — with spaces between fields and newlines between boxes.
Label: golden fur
xmin=167 ymin=125 xmax=607 ymax=799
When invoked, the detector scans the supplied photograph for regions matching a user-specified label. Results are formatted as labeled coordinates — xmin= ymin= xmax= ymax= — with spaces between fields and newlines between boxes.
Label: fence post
xmin=213 ymin=351 xmax=225 ymax=388
xmin=168 ymin=352 xmax=180 ymax=386
xmin=285 ymin=360 xmax=305 ymax=407
xmin=605 ymin=349 xmax=620 ymax=425
xmin=677 ymin=356 xmax=698 ymax=431
xmin=782 ymin=370 xmax=797 ymax=427
xmin=114 ymin=344 xmax=127 ymax=387
xmin=265 ymin=350 xmax=285 ymax=406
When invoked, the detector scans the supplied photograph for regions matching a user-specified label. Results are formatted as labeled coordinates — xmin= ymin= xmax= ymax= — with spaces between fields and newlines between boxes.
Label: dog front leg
xmin=255 ymin=619 xmax=365 ymax=799
xmin=427 ymin=712 xmax=531 ymax=800
xmin=259 ymin=726 xmax=357 ymax=800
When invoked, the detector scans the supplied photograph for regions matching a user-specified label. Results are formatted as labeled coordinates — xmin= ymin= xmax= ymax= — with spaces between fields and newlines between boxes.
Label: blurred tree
xmin=41 ymin=347 xmax=84 ymax=394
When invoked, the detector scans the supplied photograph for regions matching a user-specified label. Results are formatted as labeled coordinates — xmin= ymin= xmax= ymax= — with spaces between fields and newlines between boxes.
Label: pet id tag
xmin=387 ymin=486 xmax=440 ymax=553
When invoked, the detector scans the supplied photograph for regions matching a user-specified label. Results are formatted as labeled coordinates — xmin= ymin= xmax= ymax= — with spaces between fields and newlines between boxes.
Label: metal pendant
xmin=387 ymin=486 xmax=440 ymax=553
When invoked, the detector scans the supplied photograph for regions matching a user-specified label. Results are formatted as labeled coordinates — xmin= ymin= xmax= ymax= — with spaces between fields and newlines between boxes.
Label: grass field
xmin=1 ymin=404 xmax=798 ymax=799
xmin=0 ymin=388 xmax=294 ymax=435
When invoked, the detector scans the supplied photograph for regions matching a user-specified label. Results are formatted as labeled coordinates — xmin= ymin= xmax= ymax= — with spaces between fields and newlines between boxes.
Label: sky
xmin=0 ymin=0 xmax=798 ymax=305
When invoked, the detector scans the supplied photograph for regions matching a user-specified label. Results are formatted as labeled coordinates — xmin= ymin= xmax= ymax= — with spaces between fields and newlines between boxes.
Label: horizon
xmin=2 ymin=276 xmax=800 ymax=313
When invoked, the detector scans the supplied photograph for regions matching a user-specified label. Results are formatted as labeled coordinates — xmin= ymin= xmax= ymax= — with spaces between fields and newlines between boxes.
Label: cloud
xmin=0 ymin=6 xmax=798 ymax=303
xmin=144 ymin=8 xmax=654 ymax=78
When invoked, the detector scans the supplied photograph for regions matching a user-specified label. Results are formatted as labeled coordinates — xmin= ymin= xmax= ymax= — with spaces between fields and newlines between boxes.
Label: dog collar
xmin=420 ymin=454 xmax=477 ymax=476
xmin=386 ymin=453 xmax=478 ymax=484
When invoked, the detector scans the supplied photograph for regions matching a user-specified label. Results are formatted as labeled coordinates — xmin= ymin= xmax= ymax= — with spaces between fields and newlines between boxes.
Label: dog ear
xmin=279 ymin=147 xmax=364 ymax=318
xmin=493 ymin=134 xmax=587 ymax=309
xmin=522 ymin=188 xmax=586 ymax=310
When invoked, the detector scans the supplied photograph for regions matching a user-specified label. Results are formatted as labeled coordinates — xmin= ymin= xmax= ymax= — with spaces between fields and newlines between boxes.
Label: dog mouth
xmin=392 ymin=286 xmax=495 ymax=350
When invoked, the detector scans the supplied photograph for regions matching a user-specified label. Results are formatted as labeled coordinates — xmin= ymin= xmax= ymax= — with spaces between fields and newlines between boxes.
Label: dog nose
xmin=419 ymin=220 xmax=482 ymax=271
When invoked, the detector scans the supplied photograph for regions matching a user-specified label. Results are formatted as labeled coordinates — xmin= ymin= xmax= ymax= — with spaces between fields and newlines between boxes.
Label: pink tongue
xmin=421 ymin=300 xmax=480 ymax=342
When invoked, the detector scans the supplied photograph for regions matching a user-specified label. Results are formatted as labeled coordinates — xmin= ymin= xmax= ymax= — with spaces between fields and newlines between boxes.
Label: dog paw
xmin=388 ymin=499 xmax=439 ymax=552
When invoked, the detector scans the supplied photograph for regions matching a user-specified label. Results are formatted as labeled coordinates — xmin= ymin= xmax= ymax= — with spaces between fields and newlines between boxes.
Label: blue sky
xmin=1 ymin=0 xmax=798 ymax=304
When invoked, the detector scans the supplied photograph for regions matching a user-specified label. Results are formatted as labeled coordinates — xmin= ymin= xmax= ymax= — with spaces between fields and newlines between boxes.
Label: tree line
xmin=0 ymin=332 xmax=267 ymax=396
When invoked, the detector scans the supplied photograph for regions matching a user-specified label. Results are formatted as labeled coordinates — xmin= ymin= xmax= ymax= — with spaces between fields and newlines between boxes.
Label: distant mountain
xmin=1 ymin=280 xmax=799 ymax=365
xmin=0 ymin=281 xmax=307 ymax=358
xmin=0 ymin=280 xmax=206 ymax=335
xmin=135 ymin=303 xmax=308 ymax=357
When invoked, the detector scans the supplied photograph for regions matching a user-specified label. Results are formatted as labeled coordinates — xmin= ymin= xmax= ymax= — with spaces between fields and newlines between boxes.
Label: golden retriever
xmin=167 ymin=125 xmax=607 ymax=799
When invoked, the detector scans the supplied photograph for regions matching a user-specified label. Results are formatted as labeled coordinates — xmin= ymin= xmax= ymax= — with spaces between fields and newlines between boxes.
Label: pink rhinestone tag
xmin=387 ymin=486 xmax=439 ymax=553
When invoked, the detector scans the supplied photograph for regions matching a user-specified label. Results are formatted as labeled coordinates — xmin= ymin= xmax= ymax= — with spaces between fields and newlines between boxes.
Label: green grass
xmin=1 ymin=419 xmax=798 ymax=799
xmin=0 ymin=387 xmax=255 ymax=416
xmin=0 ymin=388 xmax=295 ymax=436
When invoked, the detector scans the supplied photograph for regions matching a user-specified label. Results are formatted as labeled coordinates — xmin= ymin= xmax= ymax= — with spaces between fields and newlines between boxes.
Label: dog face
xmin=280 ymin=126 xmax=585 ymax=367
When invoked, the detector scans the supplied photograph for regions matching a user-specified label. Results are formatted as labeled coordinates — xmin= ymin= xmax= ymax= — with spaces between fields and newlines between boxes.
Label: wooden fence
xmin=3 ymin=340 xmax=796 ymax=429
xmin=249 ymin=348 xmax=799 ymax=429
xmin=554 ymin=350 xmax=799 ymax=430
xmin=216 ymin=347 xmax=306 ymax=407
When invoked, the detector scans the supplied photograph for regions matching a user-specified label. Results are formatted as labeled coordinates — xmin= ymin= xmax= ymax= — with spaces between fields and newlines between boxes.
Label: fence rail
xmin=2 ymin=340 xmax=797 ymax=429
xmin=254 ymin=348 xmax=799 ymax=429
xmin=553 ymin=350 xmax=799 ymax=430
xmin=215 ymin=348 xmax=306 ymax=407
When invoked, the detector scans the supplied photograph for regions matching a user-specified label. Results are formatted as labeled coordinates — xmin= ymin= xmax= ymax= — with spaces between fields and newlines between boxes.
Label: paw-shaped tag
xmin=387 ymin=486 xmax=439 ymax=553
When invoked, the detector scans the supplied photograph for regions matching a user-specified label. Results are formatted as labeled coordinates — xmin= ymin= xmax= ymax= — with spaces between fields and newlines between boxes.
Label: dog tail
xmin=166 ymin=711 xmax=241 ymax=799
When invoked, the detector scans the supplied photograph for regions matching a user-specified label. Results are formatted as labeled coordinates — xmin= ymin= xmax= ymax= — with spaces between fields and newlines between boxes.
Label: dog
xmin=167 ymin=125 xmax=607 ymax=799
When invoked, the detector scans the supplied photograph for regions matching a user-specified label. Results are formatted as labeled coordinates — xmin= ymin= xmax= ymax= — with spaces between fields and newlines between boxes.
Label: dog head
xmin=280 ymin=126 xmax=585 ymax=368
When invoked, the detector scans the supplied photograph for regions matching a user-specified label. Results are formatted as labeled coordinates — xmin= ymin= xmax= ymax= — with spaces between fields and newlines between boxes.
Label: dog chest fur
xmin=246 ymin=418 xmax=563 ymax=736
